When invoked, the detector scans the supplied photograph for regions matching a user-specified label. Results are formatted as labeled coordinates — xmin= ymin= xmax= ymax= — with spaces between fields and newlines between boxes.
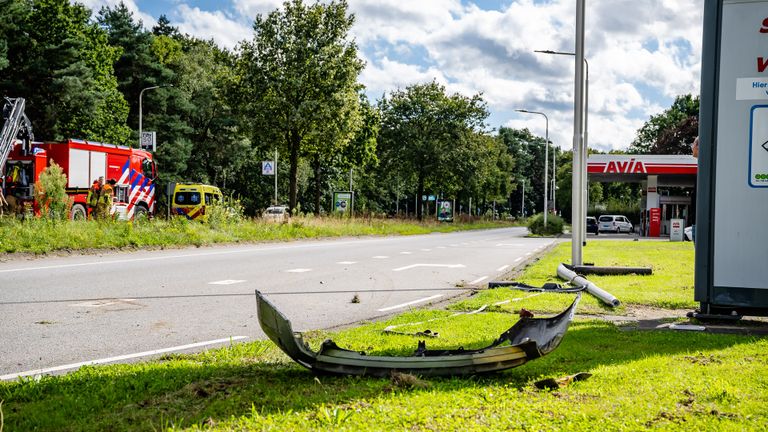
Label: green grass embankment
xmin=0 ymin=217 xmax=518 ymax=254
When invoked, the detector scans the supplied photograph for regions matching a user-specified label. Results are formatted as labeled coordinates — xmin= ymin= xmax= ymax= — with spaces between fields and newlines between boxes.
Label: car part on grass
xmin=564 ymin=264 xmax=653 ymax=276
xmin=487 ymin=281 xmax=585 ymax=293
xmin=557 ymin=263 xmax=621 ymax=307
xmin=382 ymin=304 xmax=488 ymax=337
xmin=255 ymin=290 xmax=581 ymax=377
xmin=534 ymin=372 xmax=593 ymax=390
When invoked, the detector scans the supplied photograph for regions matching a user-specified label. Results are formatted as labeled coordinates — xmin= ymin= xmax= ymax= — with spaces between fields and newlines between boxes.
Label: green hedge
xmin=527 ymin=213 xmax=564 ymax=235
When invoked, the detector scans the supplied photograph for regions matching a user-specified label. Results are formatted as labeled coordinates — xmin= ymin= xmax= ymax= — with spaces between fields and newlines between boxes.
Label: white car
xmin=262 ymin=205 xmax=289 ymax=223
xmin=684 ymin=225 xmax=694 ymax=241
xmin=598 ymin=215 xmax=634 ymax=234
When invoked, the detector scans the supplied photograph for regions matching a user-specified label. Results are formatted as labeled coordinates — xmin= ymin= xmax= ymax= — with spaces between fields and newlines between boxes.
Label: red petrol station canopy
xmin=588 ymin=154 xmax=698 ymax=186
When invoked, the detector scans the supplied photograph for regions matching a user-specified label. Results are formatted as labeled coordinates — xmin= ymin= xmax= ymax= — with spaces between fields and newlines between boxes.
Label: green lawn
xmin=2 ymin=240 xmax=765 ymax=431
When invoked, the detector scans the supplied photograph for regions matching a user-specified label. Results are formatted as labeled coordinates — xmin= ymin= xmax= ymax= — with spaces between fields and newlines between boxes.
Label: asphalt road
xmin=0 ymin=227 xmax=555 ymax=379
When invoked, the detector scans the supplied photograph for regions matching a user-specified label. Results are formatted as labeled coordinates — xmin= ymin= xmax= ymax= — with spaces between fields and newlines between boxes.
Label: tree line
xmin=0 ymin=0 xmax=698 ymax=220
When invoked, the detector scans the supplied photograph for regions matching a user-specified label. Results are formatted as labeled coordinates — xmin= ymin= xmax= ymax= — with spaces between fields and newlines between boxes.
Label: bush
xmin=34 ymin=162 xmax=70 ymax=220
xmin=527 ymin=213 xmax=564 ymax=235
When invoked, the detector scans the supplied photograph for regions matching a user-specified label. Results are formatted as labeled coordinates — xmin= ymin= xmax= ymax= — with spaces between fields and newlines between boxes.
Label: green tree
xmin=0 ymin=0 xmax=130 ymax=144
xmin=629 ymin=94 xmax=699 ymax=154
xmin=237 ymin=0 xmax=365 ymax=211
xmin=378 ymin=81 xmax=489 ymax=219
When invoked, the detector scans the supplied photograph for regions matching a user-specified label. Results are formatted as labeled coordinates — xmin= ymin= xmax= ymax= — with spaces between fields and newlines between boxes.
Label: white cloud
xmin=174 ymin=5 xmax=252 ymax=49
xmin=76 ymin=0 xmax=156 ymax=28
xmin=232 ymin=0 xmax=284 ymax=20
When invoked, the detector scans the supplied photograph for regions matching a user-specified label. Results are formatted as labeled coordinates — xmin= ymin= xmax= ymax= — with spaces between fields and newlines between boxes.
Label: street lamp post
xmin=139 ymin=84 xmax=172 ymax=149
xmin=535 ymin=47 xmax=590 ymax=249
xmin=515 ymin=109 xmax=549 ymax=227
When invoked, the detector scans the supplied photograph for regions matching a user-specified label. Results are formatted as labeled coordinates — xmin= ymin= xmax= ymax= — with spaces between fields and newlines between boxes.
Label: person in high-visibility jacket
xmin=96 ymin=178 xmax=115 ymax=220
xmin=86 ymin=179 xmax=101 ymax=219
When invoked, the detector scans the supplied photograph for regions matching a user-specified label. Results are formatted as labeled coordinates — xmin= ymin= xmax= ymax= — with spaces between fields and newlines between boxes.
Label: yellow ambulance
xmin=171 ymin=183 xmax=222 ymax=221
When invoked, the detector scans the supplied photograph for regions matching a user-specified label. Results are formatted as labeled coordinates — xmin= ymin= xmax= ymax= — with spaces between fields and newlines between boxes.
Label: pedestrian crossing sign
xmin=262 ymin=161 xmax=275 ymax=175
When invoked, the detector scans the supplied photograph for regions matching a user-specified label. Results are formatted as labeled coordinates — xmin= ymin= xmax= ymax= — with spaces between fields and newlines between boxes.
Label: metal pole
xmin=572 ymin=0 xmax=586 ymax=266
xmin=138 ymin=85 xmax=171 ymax=149
xmin=581 ymin=61 xmax=590 ymax=246
xmin=515 ymin=109 xmax=548 ymax=226
xmin=274 ymin=149 xmax=278 ymax=205
xmin=349 ymin=168 xmax=354 ymax=217
xmin=521 ymin=179 xmax=525 ymax=217
xmin=551 ymin=141 xmax=557 ymax=216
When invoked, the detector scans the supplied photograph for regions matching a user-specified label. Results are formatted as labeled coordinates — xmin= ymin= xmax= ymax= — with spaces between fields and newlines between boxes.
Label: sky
xmin=78 ymin=0 xmax=705 ymax=152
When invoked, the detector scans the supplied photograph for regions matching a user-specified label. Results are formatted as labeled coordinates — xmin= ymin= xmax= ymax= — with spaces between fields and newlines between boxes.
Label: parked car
xmin=586 ymin=217 xmax=599 ymax=235
xmin=262 ymin=205 xmax=289 ymax=223
xmin=598 ymin=215 xmax=633 ymax=234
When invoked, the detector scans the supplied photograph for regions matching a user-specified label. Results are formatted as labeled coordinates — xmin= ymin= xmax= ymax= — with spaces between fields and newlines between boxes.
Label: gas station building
xmin=587 ymin=154 xmax=698 ymax=237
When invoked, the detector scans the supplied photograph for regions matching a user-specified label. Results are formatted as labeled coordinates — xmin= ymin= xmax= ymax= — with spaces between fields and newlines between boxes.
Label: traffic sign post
xmin=140 ymin=131 xmax=156 ymax=152
xmin=696 ymin=0 xmax=768 ymax=317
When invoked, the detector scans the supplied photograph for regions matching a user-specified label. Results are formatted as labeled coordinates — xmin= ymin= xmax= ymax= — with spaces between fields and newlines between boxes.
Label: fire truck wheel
xmin=134 ymin=205 xmax=149 ymax=220
xmin=70 ymin=204 xmax=87 ymax=221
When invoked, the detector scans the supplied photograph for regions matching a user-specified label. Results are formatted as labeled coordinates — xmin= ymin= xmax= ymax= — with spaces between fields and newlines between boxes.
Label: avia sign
xmin=603 ymin=158 xmax=647 ymax=174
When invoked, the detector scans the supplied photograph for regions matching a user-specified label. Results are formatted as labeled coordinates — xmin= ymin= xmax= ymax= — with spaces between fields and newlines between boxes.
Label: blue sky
xmin=81 ymin=0 xmax=705 ymax=152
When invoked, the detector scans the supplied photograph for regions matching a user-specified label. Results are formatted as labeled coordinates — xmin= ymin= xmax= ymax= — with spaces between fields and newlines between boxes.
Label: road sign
xmin=334 ymin=191 xmax=353 ymax=213
xmin=140 ymin=131 xmax=156 ymax=152
xmin=262 ymin=161 xmax=275 ymax=175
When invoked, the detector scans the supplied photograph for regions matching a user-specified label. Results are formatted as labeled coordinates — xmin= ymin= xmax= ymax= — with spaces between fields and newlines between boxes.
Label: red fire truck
xmin=1 ymin=98 xmax=157 ymax=219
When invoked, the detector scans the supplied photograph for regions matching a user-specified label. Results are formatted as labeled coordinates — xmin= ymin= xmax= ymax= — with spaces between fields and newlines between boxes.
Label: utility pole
xmin=274 ymin=149 xmax=278 ymax=205
xmin=515 ymin=109 xmax=549 ymax=226
xmin=572 ymin=0 xmax=586 ymax=265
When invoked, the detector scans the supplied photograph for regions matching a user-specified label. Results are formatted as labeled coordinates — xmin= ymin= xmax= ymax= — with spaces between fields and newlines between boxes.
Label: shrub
xmin=34 ymin=162 xmax=69 ymax=220
xmin=207 ymin=195 xmax=244 ymax=229
xmin=527 ymin=213 xmax=564 ymax=236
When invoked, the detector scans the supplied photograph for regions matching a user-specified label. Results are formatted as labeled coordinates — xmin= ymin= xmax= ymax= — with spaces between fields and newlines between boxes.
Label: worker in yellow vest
xmin=86 ymin=179 xmax=101 ymax=219
xmin=96 ymin=178 xmax=115 ymax=220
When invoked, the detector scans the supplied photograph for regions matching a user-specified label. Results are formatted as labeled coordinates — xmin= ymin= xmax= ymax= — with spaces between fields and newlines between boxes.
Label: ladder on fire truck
xmin=1 ymin=97 xmax=34 ymax=171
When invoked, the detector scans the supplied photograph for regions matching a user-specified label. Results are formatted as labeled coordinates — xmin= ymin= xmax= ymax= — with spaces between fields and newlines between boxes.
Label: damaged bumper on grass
xmin=255 ymin=290 xmax=582 ymax=377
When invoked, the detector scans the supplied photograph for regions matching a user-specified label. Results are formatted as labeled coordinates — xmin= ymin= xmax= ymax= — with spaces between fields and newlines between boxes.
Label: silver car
xmin=598 ymin=215 xmax=633 ymax=234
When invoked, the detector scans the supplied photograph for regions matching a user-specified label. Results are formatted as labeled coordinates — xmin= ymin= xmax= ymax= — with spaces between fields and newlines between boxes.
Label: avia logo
xmin=603 ymin=159 xmax=647 ymax=174
xmin=761 ymin=17 xmax=768 ymax=33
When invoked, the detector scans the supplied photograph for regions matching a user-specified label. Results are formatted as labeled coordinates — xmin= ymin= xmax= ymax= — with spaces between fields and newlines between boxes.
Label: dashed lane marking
xmin=208 ymin=280 xmax=246 ymax=285
xmin=285 ymin=268 xmax=312 ymax=273
xmin=336 ymin=261 xmax=357 ymax=265
xmin=378 ymin=295 xmax=444 ymax=312
xmin=469 ymin=276 xmax=488 ymax=285
xmin=393 ymin=264 xmax=466 ymax=272
xmin=373 ymin=256 xmax=389 ymax=259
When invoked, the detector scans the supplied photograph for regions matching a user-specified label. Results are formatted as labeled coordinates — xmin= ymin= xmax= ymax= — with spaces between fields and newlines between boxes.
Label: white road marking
xmin=496 ymin=243 xmax=525 ymax=247
xmin=373 ymin=255 xmax=389 ymax=259
xmin=469 ymin=276 xmax=488 ymax=285
xmin=285 ymin=268 xmax=312 ymax=273
xmin=378 ymin=295 xmax=444 ymax=312
xmin=0 ymin=336 xmax=248 ymax=381
xmin=208 ymin=279 xmax=246 ymax=285
xmin=336 ymin=261 xmax=357 ymax=265
xmin=400 ymin=251 xmax=413 ymax=255
xmin=420 ymin=248 xmax=432 ymax=252
xmin=450 ymin=244 xmax=459 ymax=247
xmin=496 ymin=265 xmax=510 ymax=272
xmin=514 ymin=257 xmax=523 ymax=262
xmin=436 ymin=246 xmax=447 ymax=249
xmin=70 ymin=299 xmax=136 ymax=308
xmin=525 ymin=253 xmax=532 ymax=256
xmin=393 ymin=263 xmax=466 ymax=272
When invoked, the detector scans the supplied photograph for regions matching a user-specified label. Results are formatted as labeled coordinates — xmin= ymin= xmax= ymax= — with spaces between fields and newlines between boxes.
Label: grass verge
xmin=2 ymin=240 xmax=765 ymax=431
xmin=0 ymin=217 xmax=517 ymax=255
